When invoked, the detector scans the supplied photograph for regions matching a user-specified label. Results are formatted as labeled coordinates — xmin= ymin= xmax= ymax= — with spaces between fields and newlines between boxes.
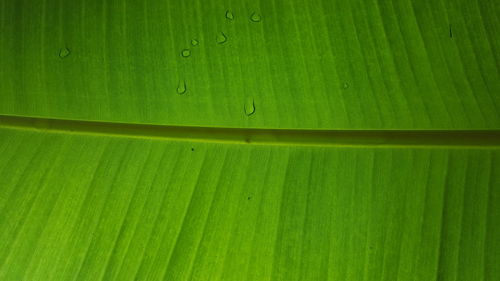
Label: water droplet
xmin=177 ymin=80 xmax=187 ymax=95
xmin=342 ymin=82 xmax=350 ymax=89
xmin=250 ymin=12 xmax=261 ymax=22
xmin=191 ymin=39 xmax=199 ymax=46
xmin=181 ymin=49 xmax=191 ymax=58
xmin=59 ymin=47 xmax=71 ymax=58
xmin=225 ymin=10 xmax=234 ymax=20
xmin=216 ymin=32 xmax=227 ymax=44
xmin=244 ymin=98 xmax=256 ymax=116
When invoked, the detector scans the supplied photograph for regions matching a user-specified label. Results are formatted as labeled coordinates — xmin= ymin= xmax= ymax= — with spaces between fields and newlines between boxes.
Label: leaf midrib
xmin=1 ymin=114 xmax=499 ymax=149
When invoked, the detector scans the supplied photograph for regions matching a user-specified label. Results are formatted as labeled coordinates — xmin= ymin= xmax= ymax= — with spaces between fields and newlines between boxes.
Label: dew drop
xmin=342 ymin=82 xmax=350 ymax=89
xmin=191 ymin=39 xmax=199 ymax=46
xmin=216 ymin=32 xmax=227 ymax=44
xmin=177 ymin=80 xmax=187 ymax=95
xmin=181 ymin=49 xmax=191 ymax=58
xmin=250 ymin=12 xmax=261 ymax=22
xmin=225 ymin=10 xmax=234 ymax=20
xmin=59 ymin=47 xmax=71 ymax=58
xmin=244 ymin=98 xmax=256 ymax=116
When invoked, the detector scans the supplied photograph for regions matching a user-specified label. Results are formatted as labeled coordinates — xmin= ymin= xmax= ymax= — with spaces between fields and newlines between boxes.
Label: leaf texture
xmin=0 ymin=0 xmax=499 ymax=129
xmin=0 ymin=128 xmax=499 ymax=280
xmin=0 ymin=0 xmax=499 ymax=280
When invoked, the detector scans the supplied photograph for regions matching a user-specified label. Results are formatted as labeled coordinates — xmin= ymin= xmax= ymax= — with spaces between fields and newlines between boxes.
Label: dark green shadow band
xmin=1 ymin=114 xmax=499 ymax=148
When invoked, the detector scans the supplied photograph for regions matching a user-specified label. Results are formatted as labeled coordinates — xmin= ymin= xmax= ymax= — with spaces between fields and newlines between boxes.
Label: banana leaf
xmin=0 ymin=0 xmax=499 ymax=280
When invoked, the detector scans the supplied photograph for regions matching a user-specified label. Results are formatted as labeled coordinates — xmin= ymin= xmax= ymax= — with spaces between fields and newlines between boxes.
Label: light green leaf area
xmin=0 ymin=0 xmax=499 ymax=129
xmin=0 ymin=128 xmax=499 ymax=280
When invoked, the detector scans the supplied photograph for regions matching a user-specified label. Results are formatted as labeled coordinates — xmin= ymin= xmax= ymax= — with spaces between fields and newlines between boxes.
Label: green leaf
xmin=0 ymin=0 xmax=498 ymax=129
xmin=0 ymin=127 xmax=499 ymax=280
xmin=1 ymin=0 xmax=499 ymax=280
